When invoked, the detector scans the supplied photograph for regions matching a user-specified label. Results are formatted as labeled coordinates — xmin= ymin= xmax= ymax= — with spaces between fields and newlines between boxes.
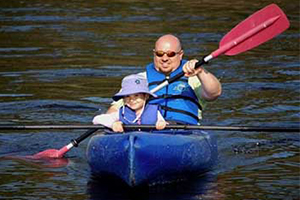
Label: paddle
xmin=21 ymin=4 xmax=290 ymax=159
xmin=152 ymin=4 xmax=290 ymax=93
xmin=27 ymin=128 xmax=99 ymax=159
xmin=1 ymin=125 xmax=299 ymax=132
xmin=3 ymin=123 xmax=298 ymax=159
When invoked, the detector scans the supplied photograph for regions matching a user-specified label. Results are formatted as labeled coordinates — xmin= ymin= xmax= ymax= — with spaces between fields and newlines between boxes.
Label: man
xmin=107 ymin=34 xmax=221 ymax=125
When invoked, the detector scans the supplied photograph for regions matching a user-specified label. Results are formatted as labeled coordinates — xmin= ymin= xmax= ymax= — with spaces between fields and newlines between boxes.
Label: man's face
xmin=153 ymin=40 xmax=183 ymax=75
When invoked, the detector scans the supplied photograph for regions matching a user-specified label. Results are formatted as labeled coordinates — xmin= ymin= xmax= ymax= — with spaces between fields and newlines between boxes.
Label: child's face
xmin=124 ymin=93 xmax=148 ymax=112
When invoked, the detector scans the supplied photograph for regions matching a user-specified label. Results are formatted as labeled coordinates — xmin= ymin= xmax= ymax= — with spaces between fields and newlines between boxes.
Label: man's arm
xmin=183 ymin=59 xmax=222 ymax=101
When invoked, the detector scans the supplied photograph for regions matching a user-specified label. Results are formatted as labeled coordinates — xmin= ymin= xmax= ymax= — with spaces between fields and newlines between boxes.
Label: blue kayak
xmin=86 ymin=129 xmax=217 ymax=187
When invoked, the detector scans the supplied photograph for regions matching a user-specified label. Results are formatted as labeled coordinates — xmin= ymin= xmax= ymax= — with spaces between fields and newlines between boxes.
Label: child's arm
xmin=93 ymin=112 xmax=124 ymax=132
xmin=111 ymin=121 xmax=124 ymax=132
xmin=93 ymin=112 xmax=118 ymax=127
xmin=155 ymin=111 xmax=167 ymax=130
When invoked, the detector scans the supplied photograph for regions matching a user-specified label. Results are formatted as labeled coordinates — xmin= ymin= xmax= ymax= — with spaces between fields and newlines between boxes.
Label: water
xmin=0 ymin=0 xmax=299 ymax=199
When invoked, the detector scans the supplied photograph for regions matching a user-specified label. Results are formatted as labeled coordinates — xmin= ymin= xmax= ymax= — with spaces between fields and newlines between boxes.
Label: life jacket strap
xmin=152 ymin=94 xmax=202 ymax=110
xmin=148 ymin=78 xmax=188 ymax=87
xmin=160 ymin=105 xmax=199 ymax=122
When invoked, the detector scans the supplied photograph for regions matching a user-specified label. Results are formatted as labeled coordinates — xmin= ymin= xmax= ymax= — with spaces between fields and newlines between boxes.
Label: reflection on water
xmin=0 ymin=0 xmax=299 ymax=199
xmin=87 ymin=173 xmax=223 ymax=200
xmin=2 ymin=155 xmax=70 ymax=168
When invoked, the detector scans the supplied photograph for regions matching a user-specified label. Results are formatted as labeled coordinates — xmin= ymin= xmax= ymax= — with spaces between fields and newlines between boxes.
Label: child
xmin=93 ymin=74 xmax=167 ymax=132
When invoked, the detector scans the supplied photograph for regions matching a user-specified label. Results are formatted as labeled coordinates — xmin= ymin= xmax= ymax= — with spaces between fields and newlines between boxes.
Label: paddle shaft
xmin=1 ymin=125 xmax=299 ymax=132
xmin=151 ymin=58 xmax=209 ymax=93
xmin=71 ymin=128 xmax=99 ymax=147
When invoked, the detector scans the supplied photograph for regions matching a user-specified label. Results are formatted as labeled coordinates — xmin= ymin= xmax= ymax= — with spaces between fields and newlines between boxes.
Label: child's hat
xmin=112 ymin=74 xmax=157 ymax=101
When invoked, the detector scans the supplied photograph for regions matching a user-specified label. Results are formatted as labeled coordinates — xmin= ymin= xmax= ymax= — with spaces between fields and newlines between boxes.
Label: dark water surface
xmin=0 ymin=0 xmax=299 ymax=199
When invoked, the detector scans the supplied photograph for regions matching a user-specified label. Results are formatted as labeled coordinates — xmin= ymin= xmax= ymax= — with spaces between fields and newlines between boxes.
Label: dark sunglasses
xmin=153 ymin=49 xmax=182 ymax=57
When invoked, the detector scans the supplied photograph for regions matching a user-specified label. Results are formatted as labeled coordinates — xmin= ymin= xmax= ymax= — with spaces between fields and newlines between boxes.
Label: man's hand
xmin=182 ymin=59 xmax=203 ymax=77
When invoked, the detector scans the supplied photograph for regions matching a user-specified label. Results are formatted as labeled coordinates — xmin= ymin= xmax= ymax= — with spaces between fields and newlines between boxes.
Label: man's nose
xmin=162 ymin=54 xmax=169 ymax=61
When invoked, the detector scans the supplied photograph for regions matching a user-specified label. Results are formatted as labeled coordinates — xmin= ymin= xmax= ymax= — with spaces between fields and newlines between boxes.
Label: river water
xmin=0 ymin=0 xmax=299 ymax=199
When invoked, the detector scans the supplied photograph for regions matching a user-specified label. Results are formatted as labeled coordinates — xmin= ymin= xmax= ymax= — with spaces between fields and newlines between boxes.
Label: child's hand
xmin=112 ymin=121 xmax=124 ymax=132
xmin=156 ymin=120 xmax=167 ymax=130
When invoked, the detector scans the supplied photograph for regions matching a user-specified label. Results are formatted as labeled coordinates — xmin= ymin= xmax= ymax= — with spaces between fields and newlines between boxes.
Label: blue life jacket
xmin=146 ymin=60 xmax=202 ymax=125
xmin=119 ymin=104 xmax=160 ymax=125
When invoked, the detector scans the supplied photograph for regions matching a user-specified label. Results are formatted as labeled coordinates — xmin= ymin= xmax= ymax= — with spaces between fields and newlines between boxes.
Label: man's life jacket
xmin=146 ymin=60 xmax=202 ymax=125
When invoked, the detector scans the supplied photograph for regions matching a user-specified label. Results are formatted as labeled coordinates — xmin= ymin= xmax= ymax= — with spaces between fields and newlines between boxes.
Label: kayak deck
xmin=86 ymin=130 xmax=217 ymax=187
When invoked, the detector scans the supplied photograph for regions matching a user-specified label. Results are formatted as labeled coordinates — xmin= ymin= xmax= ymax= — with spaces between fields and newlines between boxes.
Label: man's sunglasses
xmin=153 ymin=49 xmax=182 ymax=57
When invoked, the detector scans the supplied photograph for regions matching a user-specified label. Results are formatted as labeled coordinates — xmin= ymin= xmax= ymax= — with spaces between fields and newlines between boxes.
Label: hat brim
xmin=112 ymin=90 xmax=157 ymax=101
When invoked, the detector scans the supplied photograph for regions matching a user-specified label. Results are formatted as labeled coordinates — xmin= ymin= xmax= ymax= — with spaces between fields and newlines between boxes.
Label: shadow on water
xmin=87 ymin=172 xmax=223 ymax=200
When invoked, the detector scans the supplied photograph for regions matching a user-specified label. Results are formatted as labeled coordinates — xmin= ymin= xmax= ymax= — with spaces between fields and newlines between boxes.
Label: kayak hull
xmin=86 ymin=130 xmax=217 ymax=187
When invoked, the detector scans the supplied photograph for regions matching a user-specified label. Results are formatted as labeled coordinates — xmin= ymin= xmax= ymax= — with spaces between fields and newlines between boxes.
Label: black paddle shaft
xmin=167 ymin=57 xmax=208 ymax=85
xmin=71 ymin=128 xmax=99 ymax=147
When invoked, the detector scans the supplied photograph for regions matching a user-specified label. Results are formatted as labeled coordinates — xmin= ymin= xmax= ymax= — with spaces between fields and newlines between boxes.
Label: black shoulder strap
xmin=153 ymin=94 xmax=202 ymax=110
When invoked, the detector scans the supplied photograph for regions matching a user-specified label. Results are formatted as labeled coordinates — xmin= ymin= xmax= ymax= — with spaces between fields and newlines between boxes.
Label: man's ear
xmin=179 ymin=50 xmax=184 ymax=59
